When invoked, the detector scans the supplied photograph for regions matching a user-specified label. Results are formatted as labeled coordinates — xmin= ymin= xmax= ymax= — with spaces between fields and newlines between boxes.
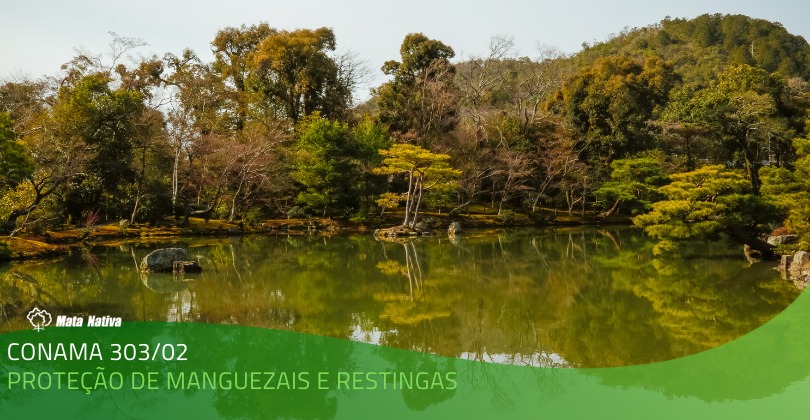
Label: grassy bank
xmin=0 ymin=237 xmax=63 ymax=260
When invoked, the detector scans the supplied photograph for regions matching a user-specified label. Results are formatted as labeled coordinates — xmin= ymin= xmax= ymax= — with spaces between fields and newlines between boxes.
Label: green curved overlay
xmin=1 ymin=286 xmax=808 ymax=419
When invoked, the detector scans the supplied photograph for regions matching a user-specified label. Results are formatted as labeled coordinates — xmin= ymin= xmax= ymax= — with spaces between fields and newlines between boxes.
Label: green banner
xmin=1 ymin=288 xmax=809 ymax=419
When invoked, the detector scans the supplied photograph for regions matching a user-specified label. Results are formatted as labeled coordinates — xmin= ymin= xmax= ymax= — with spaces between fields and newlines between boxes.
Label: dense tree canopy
xmin=0 ymin=14 xmax=808 ymax=254
xmin=0 ymin=113 xmax=33 ymax=190
xmin=595 ymin=154 xmax=669 ymax=216
xmin=761 ymin=131 xmax=810 ymax=248
xmin=559 ymin=55 xmax=677 ymax=165
xmin=633 ymin=165 xmax=773 ymax=254
xmin=662 ymin=64 xmax=798 ymax=193
xmin=292 ymin=115 xmax=359 ymax=215
xmin=575 ymin=13 xmax=810 ymax=83
xmin=252 ymin=27 xmax=350 ymax=123
xmin=376 ymin=33 xmax=459 ymax=146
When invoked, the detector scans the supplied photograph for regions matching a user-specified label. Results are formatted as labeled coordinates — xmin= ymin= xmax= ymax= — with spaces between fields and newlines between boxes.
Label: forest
xmin=1 ymin=13 xmax=810 ymax=255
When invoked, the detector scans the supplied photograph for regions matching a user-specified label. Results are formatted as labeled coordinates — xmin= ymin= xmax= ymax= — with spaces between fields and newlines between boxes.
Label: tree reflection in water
xmin=0 ymin=228 xmax=799 ymax=367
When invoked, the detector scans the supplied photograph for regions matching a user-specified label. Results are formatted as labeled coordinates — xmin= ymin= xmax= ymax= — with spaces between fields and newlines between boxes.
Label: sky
xmin=2 ymin=0 xmax=809 ymax=97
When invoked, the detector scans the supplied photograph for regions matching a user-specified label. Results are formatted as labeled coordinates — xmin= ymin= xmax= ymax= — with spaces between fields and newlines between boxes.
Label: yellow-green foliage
xmin=375 ymin=192 xmax=402 ymax=210
xmin=374 ymin=143 xmax=461 ymax=226
xmin=0 ymin=182 xmax=35 ymax=220
xmin=633 ymin=165 xmax=760 ymax=254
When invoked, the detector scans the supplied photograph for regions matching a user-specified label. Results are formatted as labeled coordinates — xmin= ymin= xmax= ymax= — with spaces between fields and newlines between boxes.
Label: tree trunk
xmin=130 ymin=146 xmax=147 ymax=225
xmin=6 ymin=204 xmax=39 ymax=227
xmin=411 ymin=176 xmax=424 ymax=228
xmin=743 ymin=148 xmax=761 ymax=194
xmin=228 ymin=178 xmax=244 ymax=223
xmin=581 ymin=188 xmax=586 ymax=217
xmin=403 ymin=170 xmax=414 ymax=226
xmin=450 ymin=199 xmax=473 ymax=215
xmin=566 ymin=190 xmax=574 ymax=216
xmin=601 ymin=198 xmax=622 ymax=217
xmin=532 ymin=193 xmax=540 ymax=213
xmin=130 ymin=193 xmax=141 ymax=225
xmin=172 ymin=147 xmax=180 ymax=208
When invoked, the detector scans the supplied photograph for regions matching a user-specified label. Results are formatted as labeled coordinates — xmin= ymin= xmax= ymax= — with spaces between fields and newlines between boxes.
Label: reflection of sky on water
xmin=460 ymin=351 xmax=569 ymax=367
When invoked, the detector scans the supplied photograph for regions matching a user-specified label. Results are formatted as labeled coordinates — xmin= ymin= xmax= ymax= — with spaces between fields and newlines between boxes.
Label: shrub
xmin=0 ymin=241 xmax=11 ymax=260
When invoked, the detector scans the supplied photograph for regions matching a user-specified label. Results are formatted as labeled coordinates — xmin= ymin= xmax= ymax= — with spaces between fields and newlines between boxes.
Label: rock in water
xmin=173 ymin=260 xmax=202 ymax=273
xmin=448 ymin=222 xmax=461 ymax=236
xmin=140 ymin=248 xmax=189 ymax=272
xmin=778 ymin=254 xmax=794 ymax=272
xmin=743 ymin=244 xmax=762 ymax=264
xmin=789 ymin=251 xmax=810 ymax=278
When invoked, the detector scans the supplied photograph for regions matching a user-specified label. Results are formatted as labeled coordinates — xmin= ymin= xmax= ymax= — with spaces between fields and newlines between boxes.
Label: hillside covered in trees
xmin=1 ymin=13 xmax=810 ymax=254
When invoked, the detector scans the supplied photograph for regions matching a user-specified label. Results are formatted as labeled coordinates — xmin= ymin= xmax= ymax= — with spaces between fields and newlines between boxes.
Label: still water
xmin=0 ymin=227 xmax=799 ymax=367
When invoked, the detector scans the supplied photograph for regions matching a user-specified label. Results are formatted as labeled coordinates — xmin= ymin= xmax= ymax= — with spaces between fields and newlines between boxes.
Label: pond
xmin=0 ymin=226 xmax=799 ymax=367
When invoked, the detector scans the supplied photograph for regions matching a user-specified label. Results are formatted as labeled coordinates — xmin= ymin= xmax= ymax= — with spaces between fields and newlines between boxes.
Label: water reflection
xmin=0 ymin=227 xmax=799 ymax=367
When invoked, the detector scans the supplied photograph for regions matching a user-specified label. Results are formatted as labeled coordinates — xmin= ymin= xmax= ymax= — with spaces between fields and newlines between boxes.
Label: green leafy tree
xmin=374 ymin=144 xmax=461 ymax=227
xmin=375 ymin=33 xmax=459 ymax=146
xmin=292 ymin=115 xmax=359 ymax=215
xmin=375 ymin=192 xmax=402 ymax=215
xmin=211 ymin=23 xmax=276 ymax=131
xmin=0 ymin=108 xmax=90 ymax=230
xmin=0 ymin=113 xmax=33 ymax=190
xmin=52 ymin=73 xmax=146 ymax=219
xmin=633 ymin=165 xmax=774 ymax=255
xmin=595 ymin=154 xmax=668 ymax=216
xmin=559 ymin=55 xmax=677 ymax=165
xmin=352 ymin=116 xmax=393 ymax=212
xmin=662 ymin=65 xmax=794 ymax=193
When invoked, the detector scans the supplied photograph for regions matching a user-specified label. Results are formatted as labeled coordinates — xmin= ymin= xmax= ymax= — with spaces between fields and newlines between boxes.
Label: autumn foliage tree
xmin=251 ymin=27 xmax=351 ymax=123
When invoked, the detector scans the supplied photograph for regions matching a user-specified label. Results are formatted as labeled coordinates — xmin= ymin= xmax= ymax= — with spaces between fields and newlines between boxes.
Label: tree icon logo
xmin=27 ymin=307 xmax=52 ymax=332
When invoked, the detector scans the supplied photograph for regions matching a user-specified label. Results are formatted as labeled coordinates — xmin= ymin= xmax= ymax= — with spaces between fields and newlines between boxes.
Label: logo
xmin=27 ymin=307 xmax=52 ymax=332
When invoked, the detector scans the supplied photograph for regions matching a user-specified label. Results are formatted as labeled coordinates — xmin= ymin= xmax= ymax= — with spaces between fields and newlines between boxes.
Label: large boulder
xmin=792 ymin=275 xmax=809 ymax=290
xmin=789 ymin=251 xmax=810 ymax=278
xmin=140 ymin=248 xmax=189 ymax=272
xmin=767 ymin=234 xmax=797 ymax=246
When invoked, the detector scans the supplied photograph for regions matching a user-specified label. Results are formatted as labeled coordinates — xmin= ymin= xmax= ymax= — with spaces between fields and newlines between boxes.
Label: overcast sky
xmin=2 ymin=0 xmax=809 ymax=97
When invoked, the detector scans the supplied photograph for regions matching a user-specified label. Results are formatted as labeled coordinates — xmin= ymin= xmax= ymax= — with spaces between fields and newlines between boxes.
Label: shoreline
xmin=0 ymin=210 xmax=631 ymax=262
